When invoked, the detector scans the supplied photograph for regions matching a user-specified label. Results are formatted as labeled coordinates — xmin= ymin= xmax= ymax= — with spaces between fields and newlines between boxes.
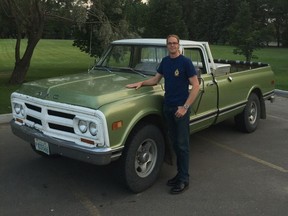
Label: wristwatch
xmin=183 ymin=104 xmax=190 ymax=110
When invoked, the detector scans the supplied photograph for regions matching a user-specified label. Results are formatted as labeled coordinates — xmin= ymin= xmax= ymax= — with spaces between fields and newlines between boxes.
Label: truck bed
xmin=214 ymin=59 xmax=269 ymax=74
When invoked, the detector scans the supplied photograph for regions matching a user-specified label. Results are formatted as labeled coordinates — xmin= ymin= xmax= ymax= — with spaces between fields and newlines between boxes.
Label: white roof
xmin=111 ymin=38 xmax=203 ymax=46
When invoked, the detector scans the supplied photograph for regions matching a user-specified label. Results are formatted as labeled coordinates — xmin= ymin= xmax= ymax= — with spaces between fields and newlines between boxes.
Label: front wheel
xmin=120 ymin=123 xmax=165 ymax=193
xmin=235 ymin=93 xmax=260 ymax=133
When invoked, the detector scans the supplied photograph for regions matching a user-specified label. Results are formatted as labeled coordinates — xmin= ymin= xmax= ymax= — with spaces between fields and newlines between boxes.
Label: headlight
xmin=74 ymin=115 xmax=106 ymax=147
xmin=14 ymin=103 xmax=25 ymax=117
xmin=14 ymin=103 xmax=22 ymax=114
xmin=78 ymin=120 xmax=88 ymax=133
xmin=89 ymin=122 xmax=97 ymax=136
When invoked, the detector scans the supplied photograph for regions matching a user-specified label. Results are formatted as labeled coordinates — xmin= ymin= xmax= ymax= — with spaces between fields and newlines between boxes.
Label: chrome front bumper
xmin=10 ymin=120 xmax=122 ymax=165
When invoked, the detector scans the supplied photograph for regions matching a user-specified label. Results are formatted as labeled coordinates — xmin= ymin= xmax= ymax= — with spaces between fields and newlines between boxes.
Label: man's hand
xmin=126 ymin=81 xmax=143 ymax=89
xmin=175 ymin=106 xmax=187 ymax=118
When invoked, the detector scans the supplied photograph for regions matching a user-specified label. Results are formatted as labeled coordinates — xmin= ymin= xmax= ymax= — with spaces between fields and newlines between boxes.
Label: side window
xmin=183 ymin=48 xmax=207 ymax=74
xmin=140 ymin=47 xmax=167 ymax=63
xmin=134 ymin=46 xmax=167 ymax=75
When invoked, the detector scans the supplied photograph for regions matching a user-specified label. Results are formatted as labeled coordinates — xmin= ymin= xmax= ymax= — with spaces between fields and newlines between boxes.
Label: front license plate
xmin=35 ymin=138 xmax=50 ymax=155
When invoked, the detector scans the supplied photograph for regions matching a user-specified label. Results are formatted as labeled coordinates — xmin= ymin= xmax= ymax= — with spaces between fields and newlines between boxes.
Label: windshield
xmin=96 ymin=45 xmax=167 ymax=76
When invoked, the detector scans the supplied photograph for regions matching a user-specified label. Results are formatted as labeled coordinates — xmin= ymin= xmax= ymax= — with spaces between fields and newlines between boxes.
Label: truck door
xmin=183 ymin=47 xmax=218 ymax=133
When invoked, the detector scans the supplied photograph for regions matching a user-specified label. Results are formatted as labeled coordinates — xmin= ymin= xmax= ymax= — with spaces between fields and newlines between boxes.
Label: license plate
xmin=35 ymin=138 xmax=50 ymax=155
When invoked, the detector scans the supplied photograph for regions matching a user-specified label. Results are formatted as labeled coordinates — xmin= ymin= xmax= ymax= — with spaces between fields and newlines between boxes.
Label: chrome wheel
xmin=135 ymin=139 xmax=157 ymax=178
xmin=235 ymin=93 xmax=260 ymax=133
xmin=248 ymin=100 xmax=258 ymax=125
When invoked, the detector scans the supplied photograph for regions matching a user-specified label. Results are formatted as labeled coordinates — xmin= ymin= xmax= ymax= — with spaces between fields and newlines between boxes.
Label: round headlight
xmin=78 ymin=120 xmax=88 ymax=133
xmin=14 ymin=103 xmax=25 ymax=117
xmin=89 ymin=122 xmax=97 ymax=136
xmin=14 ymin=103 xmax=22 ymax=114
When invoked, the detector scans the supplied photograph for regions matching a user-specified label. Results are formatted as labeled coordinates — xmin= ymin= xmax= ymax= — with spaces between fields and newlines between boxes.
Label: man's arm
xmin=184 ymin=75 xmax=200 ymax=107
xmin=126 ymin=73 xmax=163 ymax=89
xmin=175 ymin=75 xmax=200 ymax=118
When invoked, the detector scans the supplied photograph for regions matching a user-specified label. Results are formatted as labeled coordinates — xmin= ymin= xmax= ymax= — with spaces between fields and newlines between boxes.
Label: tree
xmin=267 ymin=0 xmax=288 ymax=47
xmin=0 ymin=6 xmax=16 ymax=38
xmin=0 ymin=0 xmax=45 ymax=84
xmin=123 ymin=0 xmax=149 ymax=36
xmin=187 ymin=0 xmax=219 ymax=42
xmin=213 ymin=0 xmax=242 ymax=44
xmin=228 ymin=1 xmax=264 ymax=61
xmin=143 ymin=0 xmax=188 ymax=39
xmin=0 ymin=0 xmax=88 ymax=84
xmin=73 ymin=0 xmax=139 ymax=58
xmin=180 ymin=0 xmax=241 ymax=43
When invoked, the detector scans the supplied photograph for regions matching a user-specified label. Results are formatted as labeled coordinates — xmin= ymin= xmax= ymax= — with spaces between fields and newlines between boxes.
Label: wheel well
xmin=125 ymin=114 xmax=172 ymax=165
xmin=130 ymin=114 xmax=167 ymax=139
xmin=250 ymin=88 xmax=266 ymax=119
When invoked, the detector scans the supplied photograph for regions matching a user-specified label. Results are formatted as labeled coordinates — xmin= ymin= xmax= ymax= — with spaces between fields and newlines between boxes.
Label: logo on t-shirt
xmin=174 ymin=69 xmax=179 ymax=77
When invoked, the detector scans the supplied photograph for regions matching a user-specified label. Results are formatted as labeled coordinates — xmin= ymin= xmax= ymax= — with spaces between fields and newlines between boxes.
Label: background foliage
xmin=1 ymin=0 xmax=287 ymax=53
xmin=0 ymin=0 xmax=287 ymax=87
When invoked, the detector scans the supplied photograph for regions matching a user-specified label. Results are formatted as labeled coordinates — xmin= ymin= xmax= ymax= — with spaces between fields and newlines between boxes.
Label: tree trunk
xmin=6 ymin=0 xmax=44 ymax=85
xmin=9 ymin=59 xmax=30 ymax=84
xmin=8 ymin=36 xmax=41 ymax=84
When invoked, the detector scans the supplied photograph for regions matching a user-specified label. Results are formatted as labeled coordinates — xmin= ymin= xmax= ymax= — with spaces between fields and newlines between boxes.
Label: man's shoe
xmin=170 ymin=181 xmax=189 ymax=194
xmin=166 ymin=175 xmax=179 ymax=187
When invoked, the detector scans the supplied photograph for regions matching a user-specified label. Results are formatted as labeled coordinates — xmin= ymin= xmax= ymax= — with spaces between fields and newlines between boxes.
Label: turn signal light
xmin=16 ymin=118 xmax=24 ymax=124
xmin=80 ymin=138 xmax=95 ymax=145
xmin=112 ymin=121 xmax=123 ymax=130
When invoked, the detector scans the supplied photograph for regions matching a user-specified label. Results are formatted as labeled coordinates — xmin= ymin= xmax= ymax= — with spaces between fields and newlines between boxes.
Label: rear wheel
xmin=120 ymin=123 xmax=165 ymax=193
xmin=235 ymin=93 xmax=260 ymax=133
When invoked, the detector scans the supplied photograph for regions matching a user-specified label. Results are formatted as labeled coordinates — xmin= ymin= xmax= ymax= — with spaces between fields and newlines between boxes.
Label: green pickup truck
xmin=10 ymin=38 xmax=275 ymax=192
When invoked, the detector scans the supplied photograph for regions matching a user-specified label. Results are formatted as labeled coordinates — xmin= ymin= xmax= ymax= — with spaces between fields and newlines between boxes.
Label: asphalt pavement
xmin=0 ymin=95 xmax=287 ymax=216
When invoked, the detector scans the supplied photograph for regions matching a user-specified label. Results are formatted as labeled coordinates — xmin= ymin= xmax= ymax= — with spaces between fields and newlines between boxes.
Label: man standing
xmin=126 ymin=35 xmax=200 ymax=194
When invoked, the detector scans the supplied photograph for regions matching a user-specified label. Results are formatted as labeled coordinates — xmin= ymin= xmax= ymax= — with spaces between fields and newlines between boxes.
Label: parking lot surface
xmin=0 ymin=96 xmax=287 ymax=216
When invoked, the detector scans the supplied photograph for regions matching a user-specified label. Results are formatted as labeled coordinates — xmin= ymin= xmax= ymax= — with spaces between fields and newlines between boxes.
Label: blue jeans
xmin=163 ymin=104 xmax=190 ymax=183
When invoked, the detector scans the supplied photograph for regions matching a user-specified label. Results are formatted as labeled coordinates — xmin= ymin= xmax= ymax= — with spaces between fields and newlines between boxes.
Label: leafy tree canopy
xmin=73 ymin=0 xmax=140 ymax=58
xmin=143 ymin=0 xmax=188 ymax=39
xmin=228 ymin=1 xmax=264 ymax=61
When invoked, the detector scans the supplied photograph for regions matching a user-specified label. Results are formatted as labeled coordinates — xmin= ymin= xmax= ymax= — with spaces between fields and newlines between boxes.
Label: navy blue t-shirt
xmin=157 ymin=54 xmax=197 ymax=106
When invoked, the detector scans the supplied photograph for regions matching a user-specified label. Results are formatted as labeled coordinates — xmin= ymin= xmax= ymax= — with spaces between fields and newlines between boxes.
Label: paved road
xmin=1 ymin=96 xmax=287 ymax=216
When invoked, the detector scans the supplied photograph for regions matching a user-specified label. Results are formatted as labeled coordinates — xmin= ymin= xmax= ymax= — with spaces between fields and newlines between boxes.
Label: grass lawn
xmin=0 ymin=39 xmax=95 ymax=114
xmin=0 ymin=39 xmax=287 ymax=114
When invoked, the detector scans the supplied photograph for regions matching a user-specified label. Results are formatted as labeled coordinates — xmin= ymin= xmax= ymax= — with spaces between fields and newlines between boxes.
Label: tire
xmin=120 ymin=123 xmax=165 ymax=193
xmin=234 ymin=93 xmax=260 ymax=133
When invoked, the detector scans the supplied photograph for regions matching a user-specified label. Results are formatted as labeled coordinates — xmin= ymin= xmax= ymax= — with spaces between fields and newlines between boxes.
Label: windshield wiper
xmin=91 ymin=65 xmax=112 ymax=73
xmin=120 ymin=67 xmax=147 ymax=78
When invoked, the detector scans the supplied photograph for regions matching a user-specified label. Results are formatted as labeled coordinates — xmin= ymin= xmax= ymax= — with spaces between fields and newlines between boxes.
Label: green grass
xmin=0 ymin=39 xmax=287 ymax=114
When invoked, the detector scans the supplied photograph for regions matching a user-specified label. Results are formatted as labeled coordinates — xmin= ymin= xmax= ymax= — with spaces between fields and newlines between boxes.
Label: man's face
xmin=167 ymin=37 xmax=179 ymax=55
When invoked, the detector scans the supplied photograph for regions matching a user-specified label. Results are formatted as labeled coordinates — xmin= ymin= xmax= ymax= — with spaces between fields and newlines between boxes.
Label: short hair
xmin=166 ymin=34 xmax=180 ymax=44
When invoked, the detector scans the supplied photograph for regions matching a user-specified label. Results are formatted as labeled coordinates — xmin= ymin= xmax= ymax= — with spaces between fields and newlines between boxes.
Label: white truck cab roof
xmin=112 ymin=38 xmax=204 ymax=47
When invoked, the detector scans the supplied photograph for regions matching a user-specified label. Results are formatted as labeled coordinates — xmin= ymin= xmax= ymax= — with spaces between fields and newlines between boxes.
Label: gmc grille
xmin=24 ymin=102 xmax=76 ymax=134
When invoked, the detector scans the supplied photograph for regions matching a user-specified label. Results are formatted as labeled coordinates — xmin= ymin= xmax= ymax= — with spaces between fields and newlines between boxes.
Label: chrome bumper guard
xmin=10 ymin=120 xmax=122 ymax=165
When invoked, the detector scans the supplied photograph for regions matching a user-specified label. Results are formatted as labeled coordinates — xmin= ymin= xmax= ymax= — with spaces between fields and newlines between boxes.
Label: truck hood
xmin=16 ymin=70 xmax=157 ymax=109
